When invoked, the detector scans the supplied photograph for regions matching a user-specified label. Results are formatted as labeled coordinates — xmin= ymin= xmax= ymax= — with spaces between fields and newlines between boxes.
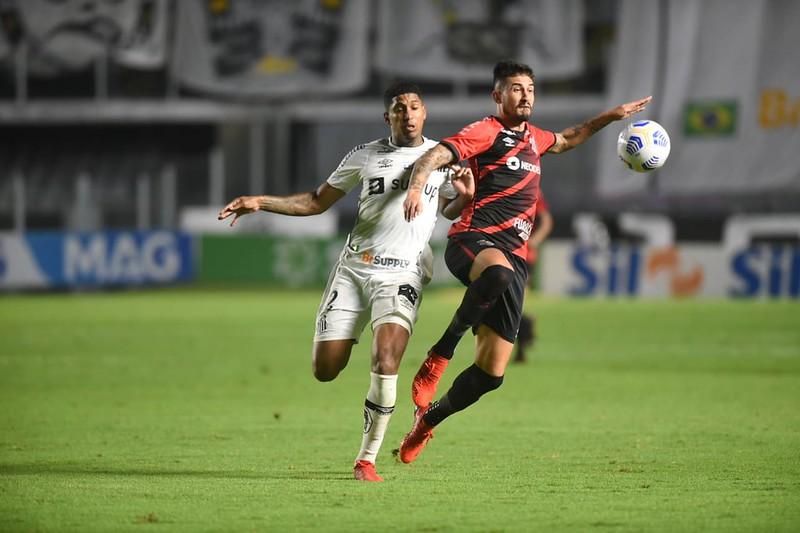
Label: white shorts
xmin=313 ymin=258 xmax=425 ymax=343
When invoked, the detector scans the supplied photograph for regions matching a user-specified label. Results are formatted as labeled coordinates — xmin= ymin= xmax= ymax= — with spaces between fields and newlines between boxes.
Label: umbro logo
xmin=502 ymin=137 xmax=516 ymax=147
xmin=377 ymin=158 xmax=393 ymax=169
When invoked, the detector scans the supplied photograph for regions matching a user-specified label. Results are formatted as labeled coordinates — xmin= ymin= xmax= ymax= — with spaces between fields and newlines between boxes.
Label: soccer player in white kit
xmin=218 ymin=82 xmax=475 ymax=481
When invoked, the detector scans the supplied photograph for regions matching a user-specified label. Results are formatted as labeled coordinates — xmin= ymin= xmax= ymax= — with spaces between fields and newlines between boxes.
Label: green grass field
xmin=1 ymin=288 xmax=799 ymax=532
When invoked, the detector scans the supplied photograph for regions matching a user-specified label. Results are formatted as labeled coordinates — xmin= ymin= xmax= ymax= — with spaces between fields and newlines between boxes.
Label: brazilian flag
xmin=683 ymin=101 xmax=737 ymax=136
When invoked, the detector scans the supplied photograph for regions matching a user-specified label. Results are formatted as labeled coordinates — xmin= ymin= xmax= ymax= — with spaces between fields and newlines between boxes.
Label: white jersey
xmin=327 ymin=137 xmax=456 ymax=274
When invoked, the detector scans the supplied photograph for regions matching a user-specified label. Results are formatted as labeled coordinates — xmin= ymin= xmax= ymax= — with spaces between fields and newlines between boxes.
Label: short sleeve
xmin=530 ymin=125 xmax=556 ymax=154
xmin=441 ymin=118 xmax=500 ymax=161
xmin=326 ymin=144 xmax=369 ymax=193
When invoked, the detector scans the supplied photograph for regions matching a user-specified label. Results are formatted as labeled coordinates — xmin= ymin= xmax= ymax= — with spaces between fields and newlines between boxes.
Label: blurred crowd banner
xmin=375 ymin=0 xmax=584 ymax=81
xmin=199 ymin=235 xmax=454 ymax=288
xmin=597 ymin=0 xmax=800 ymax=197
xmin=540 ymin=214 xmax=800 ymax=299
xmin=173 ymin=0 xmax=369 ymax=97
xmin=0 ymin=0 xmax=168 ymax=76
xmin=0 ymin=231 xmax=194 ymax=290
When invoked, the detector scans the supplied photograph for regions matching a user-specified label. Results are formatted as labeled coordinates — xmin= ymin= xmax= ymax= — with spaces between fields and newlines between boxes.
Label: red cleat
xmin=411 ymin=352 xmax=449 ymax=409
xmin=398 ymin=407 xmax=435 ymax=464
xmin=353 ymin=460 xmax=384 ymax=482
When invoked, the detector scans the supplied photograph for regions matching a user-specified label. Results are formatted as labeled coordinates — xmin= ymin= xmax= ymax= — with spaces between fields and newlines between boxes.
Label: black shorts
xmin=444 ymin=233 xmax=528 ymax=343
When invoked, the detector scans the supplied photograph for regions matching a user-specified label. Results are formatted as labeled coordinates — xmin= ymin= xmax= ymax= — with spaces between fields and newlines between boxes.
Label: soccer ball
xmin=617 ymin=120 xmax=671 ymax=172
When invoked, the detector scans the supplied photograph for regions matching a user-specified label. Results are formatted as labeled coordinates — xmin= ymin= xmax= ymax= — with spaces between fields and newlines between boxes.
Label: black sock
xmin=423 ymin=364 xmax=504 ymax=426
xmin=431 ymin=265 xmax=514 ymax=359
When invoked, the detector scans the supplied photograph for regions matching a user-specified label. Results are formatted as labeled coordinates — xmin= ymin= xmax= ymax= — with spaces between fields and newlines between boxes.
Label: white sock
xmin=355 ymin=372 xmax=397 ymax=465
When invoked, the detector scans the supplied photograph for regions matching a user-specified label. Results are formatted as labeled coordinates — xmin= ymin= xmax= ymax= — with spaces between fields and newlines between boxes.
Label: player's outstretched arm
xmin=548 ymin=96 xmax=653 ymax=154
xmin=217 ymin=182 xmax=345 ymax=227
xmin=404 ymin=144 xmax=457 ymax=221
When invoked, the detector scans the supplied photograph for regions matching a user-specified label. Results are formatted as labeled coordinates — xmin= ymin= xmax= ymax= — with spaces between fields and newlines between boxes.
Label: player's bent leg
xmin=312 ymin=339 xmax=355 ymax=381
xmin=401 ymin=326 xmax=511 ymax=464
xmin=427 ymin=248 xmax=514 ymax=362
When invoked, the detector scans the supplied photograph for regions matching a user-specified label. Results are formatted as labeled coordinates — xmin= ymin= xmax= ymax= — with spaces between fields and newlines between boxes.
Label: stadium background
xmin=1 ymin=0 xmax=797 ymax=296
xmin=0 ymin=1 xmax=798 ymax=531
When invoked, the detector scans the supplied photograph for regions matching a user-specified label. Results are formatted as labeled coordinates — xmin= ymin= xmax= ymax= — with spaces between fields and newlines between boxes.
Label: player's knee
xmin=312 ymin=362 xmax=341 ymax=382
xmin=476 ymin=265 xmax=515 ymax=299
xmin=372 ymin=346 xmax=402 ymax=375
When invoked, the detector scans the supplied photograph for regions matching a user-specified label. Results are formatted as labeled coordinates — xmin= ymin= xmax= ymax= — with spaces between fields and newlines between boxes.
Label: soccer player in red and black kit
xmin=397 ymin=60 xmax=652 ymax=464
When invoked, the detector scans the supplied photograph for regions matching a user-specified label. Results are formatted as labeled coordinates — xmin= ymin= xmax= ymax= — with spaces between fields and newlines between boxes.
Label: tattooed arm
xmin=217 ymin=183 xmax=345 ymax=227
xmin=403 ymin=144 xmax=457 ymax=221
xmin=548 ymin=96 xmax=653 ymax=154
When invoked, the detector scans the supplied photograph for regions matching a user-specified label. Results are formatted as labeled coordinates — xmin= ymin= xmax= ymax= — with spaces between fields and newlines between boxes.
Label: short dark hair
xmin=493 ymin=60 xmax=535 ymax=88
xmin=383 ymin=81 xmax=423 ymax=110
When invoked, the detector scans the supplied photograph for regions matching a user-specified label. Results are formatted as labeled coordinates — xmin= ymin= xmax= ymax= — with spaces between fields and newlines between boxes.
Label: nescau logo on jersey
xmin=398 ymin=284 xmax=418 ymax=305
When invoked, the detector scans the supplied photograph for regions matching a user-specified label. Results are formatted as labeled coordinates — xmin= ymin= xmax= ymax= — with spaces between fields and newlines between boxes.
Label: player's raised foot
xmin=353 ymin=460 xmax=384 ymax=482
xmin=412 ymin=351 xmax=449 ymax=409
xmin=398 ymin=407 xmax=435 ymax=464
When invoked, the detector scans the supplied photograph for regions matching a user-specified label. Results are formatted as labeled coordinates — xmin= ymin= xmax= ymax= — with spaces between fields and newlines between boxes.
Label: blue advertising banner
xmin=0 ymin=231 xmax=194 ymax=290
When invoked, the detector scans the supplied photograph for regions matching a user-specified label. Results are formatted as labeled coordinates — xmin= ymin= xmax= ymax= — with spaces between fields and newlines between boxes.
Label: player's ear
xmin=491 ymin=90 xmax=502 ymax=104
xmin=383 ymin=111 xmax=390 ymax=125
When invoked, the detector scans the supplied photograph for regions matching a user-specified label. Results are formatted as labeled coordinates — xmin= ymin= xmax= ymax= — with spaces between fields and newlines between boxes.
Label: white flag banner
xmin=595 ymin=0 xmax=661 ymax=197
xmin=173 ymin=0 xmax=369 ymax=97
xmin=374 ymin=0 xmax=584 ymax=81
xmin=598 ymin=0 xmax=800 ymax=197
xmin=3 ymin=0 xmax=165 ymax=76
xmin=114 ymin=0 xmax=169 ymax=70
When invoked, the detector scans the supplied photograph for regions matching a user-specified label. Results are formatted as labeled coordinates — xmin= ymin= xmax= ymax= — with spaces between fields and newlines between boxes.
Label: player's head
xmin=383 ymin=81 xmax=427 ymax=147
xmin=491 ymin=60 xmax=535 ymax=126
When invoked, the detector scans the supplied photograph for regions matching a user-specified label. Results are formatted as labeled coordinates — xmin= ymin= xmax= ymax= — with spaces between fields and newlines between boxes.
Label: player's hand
xmin=403 ymin=189 xmax=423 ymax=222
xmin=450 ymin=165 xmax=475 ymax=199
xmin=611 ymin=95 xmax=653 ymax=120
xmin=217 ymin=196 xmax=260 ymax=227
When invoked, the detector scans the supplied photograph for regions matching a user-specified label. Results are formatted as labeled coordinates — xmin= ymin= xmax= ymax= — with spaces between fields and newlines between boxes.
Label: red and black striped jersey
xmin=440 ymin=116 xmax=556 ymax=259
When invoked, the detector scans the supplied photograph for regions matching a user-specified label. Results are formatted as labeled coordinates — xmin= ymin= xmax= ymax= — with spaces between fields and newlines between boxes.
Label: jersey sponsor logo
xmin=368 ymin=178 xmax=385 ymax=195
xmin=360 ymin=252 xmax=411 ymax=269
xmin=513 ymin=218 xmax=533 ymax=240
xmin=398 ymin=283 xmax=419 ymax=305
xmin=506 ymin=156 xmax=540 ymax=173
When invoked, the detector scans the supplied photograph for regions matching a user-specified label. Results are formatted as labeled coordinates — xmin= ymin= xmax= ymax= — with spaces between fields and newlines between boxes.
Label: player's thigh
xmin=313 ymin=264 xmax=369 ymax=346
xmin=443 ymin=235 xmax=513 ymax=283
xmin=368 ymin=272 xmax=424 ymax=341
xmin=469 ymin=247 xmax=514 ymax=281
xmin=475 ymin=255 xmax=527 ymax=351
xmin=474 ymin=324 xmax=515 ymax=376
